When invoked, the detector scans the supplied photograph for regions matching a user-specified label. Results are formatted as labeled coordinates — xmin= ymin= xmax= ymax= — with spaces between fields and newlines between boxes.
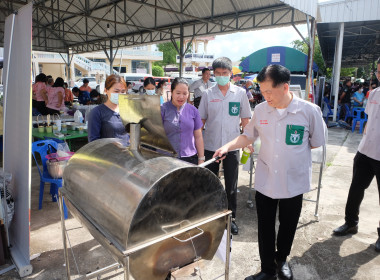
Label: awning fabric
xmin=240 ymin=46 xmax=318 ymax=73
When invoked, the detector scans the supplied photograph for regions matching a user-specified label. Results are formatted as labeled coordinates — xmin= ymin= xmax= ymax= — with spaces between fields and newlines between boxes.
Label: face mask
xmin=128 ymin=89 xmax=133 ymax=94
xmin=92 ymin=97 xmax=98 ymax=101
xmin=146 ymin=89 xmax=156 ymax=95
xmin=110 ymin=92 xmax=119 ymax=104
xmin=215 ymin=76 xmax=230 ymax=86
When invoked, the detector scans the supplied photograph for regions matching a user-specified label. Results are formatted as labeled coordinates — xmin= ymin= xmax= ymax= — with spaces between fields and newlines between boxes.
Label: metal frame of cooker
xmin=58 ymin=189 xmax=232 ymax=280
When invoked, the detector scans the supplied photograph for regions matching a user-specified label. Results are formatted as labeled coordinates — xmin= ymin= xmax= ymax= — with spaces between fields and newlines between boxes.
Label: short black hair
xmin=171 ymin=77 xmax=188 ymax=92
xmin=257 ymin=64 xmax=290 ymax=87
xmin=143 ymin=77 xmax=155 ymax=87
xmin=72 ymin=87 xmax=80 ymax=93
xmin=126 ymin=81 xmax=131 ymax=87
xmin=35 ymin=73 xmax=47 ymax=83
xmin=202 ymin=68 xmax=210 ymax=74
xmin=212 ymin=57 xmax=232 ymax=72
xmin=53 ymin=77 xmax=65 ymax=88
xmin=83 ymin=78 xmax=89 ymax=84
xmin=90 ymin=89 xmax=100 ymax=98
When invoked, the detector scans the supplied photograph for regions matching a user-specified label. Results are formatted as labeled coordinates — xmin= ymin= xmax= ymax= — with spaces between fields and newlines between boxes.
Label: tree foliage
xmin=325 ymin=67 xmax=356 ymax=79
xmin=152 ymin=65 xmax=164 ymax=76
xmin=291 ymin=37 xmax=326 ymax=75
xmin=154 ymin=41 xmax=181 ymax=67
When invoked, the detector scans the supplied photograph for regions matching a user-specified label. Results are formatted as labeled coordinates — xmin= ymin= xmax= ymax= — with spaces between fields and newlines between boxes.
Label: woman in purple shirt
xmin=161 ymin=78 xmax=205 ymax=165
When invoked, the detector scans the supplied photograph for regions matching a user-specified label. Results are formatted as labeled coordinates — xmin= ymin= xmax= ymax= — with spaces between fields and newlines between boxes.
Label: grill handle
xmin=198 ymin=154 xmax=225 ymax=168
xmin=172 ymin=227 xmax=204 ymax=243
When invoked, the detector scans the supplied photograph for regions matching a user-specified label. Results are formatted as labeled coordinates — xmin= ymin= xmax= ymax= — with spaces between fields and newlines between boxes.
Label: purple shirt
xmin=161 ymin=101 xmax=203 ymax=157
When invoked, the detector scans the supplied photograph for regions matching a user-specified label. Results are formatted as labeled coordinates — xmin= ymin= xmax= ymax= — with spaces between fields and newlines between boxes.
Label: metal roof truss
xmin=0 ymin=0 xmax=312 ymax=54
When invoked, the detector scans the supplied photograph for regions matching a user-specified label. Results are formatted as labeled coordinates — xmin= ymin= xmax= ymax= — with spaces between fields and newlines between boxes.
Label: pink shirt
xmin=32 ymin=82 xmax=47 ymax=102
xmin=46 ymin=87 xmax=65 ymax=111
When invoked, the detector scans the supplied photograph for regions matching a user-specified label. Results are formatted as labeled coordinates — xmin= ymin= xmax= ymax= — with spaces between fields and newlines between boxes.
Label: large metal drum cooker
xmin=61 ymin=138 xmax=230 ymax=279
xmin=59 ymin=96 xmax=231 ymax=279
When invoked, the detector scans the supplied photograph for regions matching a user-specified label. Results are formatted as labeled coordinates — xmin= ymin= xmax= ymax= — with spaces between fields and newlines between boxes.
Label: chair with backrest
xmin=344 ymin=104 xmax=353 ymax=122
xmin=32 ymin=140 xmax=68 ymax=218
xmin=322 ymin=97 xmax=334 ymax=124
xmin=351 ymin=107 xmax=367 ymax=134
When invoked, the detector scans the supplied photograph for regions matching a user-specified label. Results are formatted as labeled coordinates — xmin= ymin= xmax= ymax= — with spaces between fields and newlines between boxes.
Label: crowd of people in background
xmin=32 ymin=75 xmax=105 ymax=116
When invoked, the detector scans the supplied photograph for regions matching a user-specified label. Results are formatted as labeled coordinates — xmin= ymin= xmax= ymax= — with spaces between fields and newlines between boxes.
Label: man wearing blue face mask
xmin=198 ymin=57 xmax=252 ymax=235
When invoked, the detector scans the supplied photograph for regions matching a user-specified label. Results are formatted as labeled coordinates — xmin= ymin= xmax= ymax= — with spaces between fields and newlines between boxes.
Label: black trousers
xmin=205 ymin=150 xmax=239 ymax=218
xmin=345 ymin=152 xmax=380 ymax=226
xmin=179 ymin=154 xmax=198 ymax=165
xmin=256 ymin=191 xmax=303 ymax=275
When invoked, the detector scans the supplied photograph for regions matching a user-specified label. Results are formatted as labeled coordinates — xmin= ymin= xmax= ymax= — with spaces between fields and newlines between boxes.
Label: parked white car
xmin=123 ymin=73 xmax=152 ymax=94
xmin=74 ymin=77 xmax=100 ymax=92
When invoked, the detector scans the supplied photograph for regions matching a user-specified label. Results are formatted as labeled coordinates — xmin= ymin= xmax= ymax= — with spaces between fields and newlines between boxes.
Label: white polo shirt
xmin=199 ymin=83 xmax=252 ymax=151
xmin=243 ymin=95 xmax=326 ymax=199
xmin=189 ymin=79 xmax=215 ymax=98
xmin=358 ymin=87 xmax=380 ymax=161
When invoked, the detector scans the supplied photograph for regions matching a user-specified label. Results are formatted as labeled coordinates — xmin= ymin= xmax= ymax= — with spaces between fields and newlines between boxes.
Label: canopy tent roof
xmin=317 ymin=0 xmax=380 ymax=68
xmin=239 ymin=46 xmax=319 ymax=73
xmin=317 ymin=20 xmax=380 ymax=68
xmin=0 ymin=0 xmax=317 ymax=54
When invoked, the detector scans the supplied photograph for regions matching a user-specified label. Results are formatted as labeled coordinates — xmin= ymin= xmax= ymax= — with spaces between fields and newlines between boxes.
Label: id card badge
xmin=229 ymin=102 xmax=240 ymax=116
xmin=285 ymin=125 xmax=304 ymax=145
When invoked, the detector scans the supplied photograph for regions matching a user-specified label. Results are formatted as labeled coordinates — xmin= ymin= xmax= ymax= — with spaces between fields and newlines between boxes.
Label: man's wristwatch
xmin=198 ymin=156 xmax=205 ymax=161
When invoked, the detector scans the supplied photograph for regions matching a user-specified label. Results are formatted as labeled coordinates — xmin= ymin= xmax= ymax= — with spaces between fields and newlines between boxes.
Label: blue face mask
xmin=146 ymin=89 xmax=156 ymax=95
xmin=110 ymin=92 xmax=119 ymax=104
xmin=215 ymin=76 xmax=230 ymax=86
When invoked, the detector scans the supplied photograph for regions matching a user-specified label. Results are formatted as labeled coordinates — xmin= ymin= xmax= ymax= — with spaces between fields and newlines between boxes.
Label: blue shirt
xmin=161 ymin=102 xmax=203 ymax=157
xmin=87 ymin=104 xmax=129 ymax=146
xmin=78 ymin=91 xmax=91 ymax=105
xmin=353 ymin=91 xmax=364 ymax=107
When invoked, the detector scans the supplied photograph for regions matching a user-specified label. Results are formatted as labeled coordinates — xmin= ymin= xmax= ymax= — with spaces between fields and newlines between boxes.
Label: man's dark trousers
xmin=205 ymin=150 xmax=239 ymax=218
xmin=255 ymin=191 xmax=303 ymax=275
xmin=345 ymin=152 xmax=380 ymax=226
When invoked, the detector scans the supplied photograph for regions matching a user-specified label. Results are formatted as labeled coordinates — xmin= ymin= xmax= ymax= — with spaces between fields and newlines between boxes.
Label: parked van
xmin=123 ymin=73 xmax=152 ymax=93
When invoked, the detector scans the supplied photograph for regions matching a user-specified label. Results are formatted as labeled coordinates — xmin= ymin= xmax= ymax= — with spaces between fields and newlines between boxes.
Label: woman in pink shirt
xmin=46 ymin=77 xmax=65 ymax=115
xmin=32 ymin=73 xmax=48 ymax=115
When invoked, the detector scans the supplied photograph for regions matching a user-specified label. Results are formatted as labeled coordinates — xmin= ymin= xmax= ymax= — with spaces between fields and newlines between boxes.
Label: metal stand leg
xmin=246 ymin=154 xmax=254 ymax=208
xmin=225 ymin=214 xmax=232 ymax=280
xmin=59 ymin=192 xmax=71 ymax=279
xmin=314 ymin=146 xmax=326 ymax=221
xmin=124 ymin=256 xmax=130 ymax=280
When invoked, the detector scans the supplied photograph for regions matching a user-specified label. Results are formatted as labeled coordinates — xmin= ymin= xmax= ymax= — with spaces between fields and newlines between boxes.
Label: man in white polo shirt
xmin=198 ymin=57 xmax=251 ymax=235
xmin=189 ymin=68 xmax=214 ymax=108
xmin=213 ymin=64 xmax=326 ymax=280
xmin=333 ymin=58 xmax=380 ymax=253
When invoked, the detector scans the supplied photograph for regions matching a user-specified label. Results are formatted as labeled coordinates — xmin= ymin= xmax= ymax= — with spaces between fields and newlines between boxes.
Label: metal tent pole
xmin=332 ymin=23 xmax=345 ymax=121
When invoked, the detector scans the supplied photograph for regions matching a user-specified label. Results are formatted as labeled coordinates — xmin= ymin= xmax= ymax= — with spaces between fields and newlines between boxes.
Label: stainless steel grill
xmin=59 ymin=100 xmax=232 ymax=280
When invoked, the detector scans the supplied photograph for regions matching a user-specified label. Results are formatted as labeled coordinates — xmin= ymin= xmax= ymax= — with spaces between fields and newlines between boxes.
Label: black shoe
xmin=376 ymin=227 xmax=380 ymax=252
xmin=333 ymin=223 xmax=358 ymax=236
xmin=231 ymin=220 xmax=238 ymax=235
xmin=277 ymin=261 xmax=293 ymax=280
xmin=244 ymin=271 xmax=277 ymax=280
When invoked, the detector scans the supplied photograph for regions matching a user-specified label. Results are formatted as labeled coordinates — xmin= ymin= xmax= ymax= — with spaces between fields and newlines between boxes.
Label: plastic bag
xmin=0 ymin=170 xmax=14 ymax=227
xmin=74 ymin=110 xmax=84 ymax=123
xmin=57 ymin=142 xmax=71 ymax=153
xmin=215 ymin=229 xmax=231 ymax=264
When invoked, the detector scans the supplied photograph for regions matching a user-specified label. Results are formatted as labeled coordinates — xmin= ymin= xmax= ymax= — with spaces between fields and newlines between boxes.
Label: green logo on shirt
xmin=229 ymin=102 xmax=240 ymax=116
xmin=286 ymin=125 xmax=304 ymax=145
